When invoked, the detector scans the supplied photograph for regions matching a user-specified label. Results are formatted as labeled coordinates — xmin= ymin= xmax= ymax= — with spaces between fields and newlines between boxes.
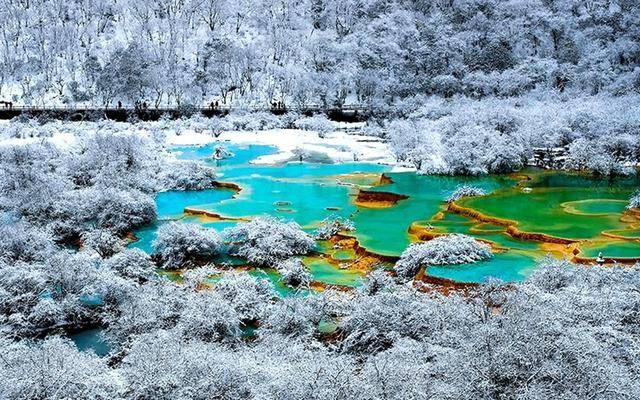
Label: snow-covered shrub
xmin=294 ymin=114 xmax=334 ymax=138
xmin=152 ymin=222 xmax=223 ymax=269
xmin=81 ymin=229 xmax=123 ymax=258
xmin=0 ymin=220 xmax=57 ymax=263
xmin=446 ymin=185 xmax=486 ymax=203
xmin=26 ymin=298 xmax=65 ymax=329
xmin=565 ymin=137 xmax=636 ymax=177
xmin=0 ymin=337 xmax=121 ymax=399
xmin=359 ymin=269 xmax=395 ymax=296
xmin=441 ymin=123 xmax=527 ymax=175
xmin=66 ymin=131 xmax=160 ymax=193
xmin=0 ymin=252 xmax=133 ymax=337
xmin=181 ymin=266 xmax=221 ymax=289
xmin=338 ymin=287 xmax=468 ymax=354
xmin=215 ymin=272 xmax=274 ymax=321
xmin=48 ymin=252 xmax=134 ymax=315
xmin=163 ymin=160 xmax=217 ymax=190
xmin=226 ymin=111 xmax=285 ymax=131
xmin=120 ymin=331 xmax=254 ymax=399
xmin=104 ymin=248 xmax=156 ymax=282
xmin=0 ymin=142 xmax=71 ymax=222
xmin=395 ymin=234 xmax=492 ymax=280
xmin=314 ymin=216 xmax=355 ymax=240
xmin=261 ymin=297 xmax=318 ymax=339
xmin=0 ymin=262 xmax=49 ymax=330
xmin=244 ymin=111 xmax=285 ymax=131
xmin=224 ymin=217 xmax=315 ymax=266
xmin=277 ymin=258 xmax=312 ymax=288
xmin=177 ymin=292 xmax=242 ymax=342
xmin=628 ymin=191 xmax=640 ymax=209
xmin=92 ymin=188 xmax=157 ymax=234
xmin=482 ymin=132 xmax=528 ymax=173
xmin=360 ymin=121 xmax=386 ymax=138
xmin=290 ymin=147 xmax=334 ymax=163
xmin=105 ymin=283 xmax=186 ymax=343
xmin=387 ymin=119 xmax=441 ymax=170
xmin=431 ymin=74 xmax=461 ymax=98
xmin=209 ymin=116 xmax=234 ymax=136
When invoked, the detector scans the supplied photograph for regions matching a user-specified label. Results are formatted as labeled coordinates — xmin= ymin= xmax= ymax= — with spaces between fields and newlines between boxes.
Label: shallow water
xmin=70 ymin=328 xmax=110 ymax=357
xmin=130 ymin=143 xmax=640 ymax=288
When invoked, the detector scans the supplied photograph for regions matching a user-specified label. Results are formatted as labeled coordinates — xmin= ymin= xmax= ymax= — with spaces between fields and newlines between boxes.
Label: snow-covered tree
xmin=104 ymin=248 xmax=156 ymax=283
xmin=261 ymin=297 xmax=319 ymax=339
xmin=0 ymin=337 xmax=121 ymax=399
xmin=277 ymin=258 xmax=312 ymax=289
xmin=359 ymin=269 xmax=395 ymax=296
xmin=153 ymin=222 xmax=223 ymax=269
xmin=81 ymin=228 xmax=123 ymax=258
xmin=628 ymin=191 xmax=640 ymax=209
xmin=0 ymin=220 xmax=57 ymax=263
xmin=120 ymin=330 xmax=253 ymax=399
xmin=387 ymin=119 xmax=441 ymax=170
xmin=446 ymin=185 xmax=487 ymax=203
xmin=225 ymin=217 xmax=315 ymax=266
xmin=565 ymin=137 xmax=636 ymax=177
xmin=314 ymin=216 xmax=355 ymax=240
xmin=395 ymin=235 xmax=493 ymax=280
xmin=177 ymin=291 xmax=242 ymax=342
xmin=92 ymin=188 xmax=157 ymax=234
xmin=163 ymin=160 xmax=217 ymax=190
xmin=294 ymin=115 xmax=334 ymax=138
xmin=215 ymin=272 xmax=274 ymax=321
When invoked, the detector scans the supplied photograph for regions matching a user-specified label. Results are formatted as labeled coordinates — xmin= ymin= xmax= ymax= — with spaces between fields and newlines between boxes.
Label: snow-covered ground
xmin=0 ymin=120 xmax=399 ymax=167
xmin=167 ymin=128 xmax=395 ymax=165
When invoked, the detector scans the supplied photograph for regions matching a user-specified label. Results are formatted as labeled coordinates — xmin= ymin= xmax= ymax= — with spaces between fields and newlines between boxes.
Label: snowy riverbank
xmin=166 ymin=128 xmax=395 ymax=165
xmin=0 ymin=119 xmax=400 ymax=168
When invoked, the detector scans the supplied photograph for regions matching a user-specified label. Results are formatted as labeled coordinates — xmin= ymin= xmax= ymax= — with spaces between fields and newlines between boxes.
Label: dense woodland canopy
xmin=0 ymin=0 xmax=639 ymax=107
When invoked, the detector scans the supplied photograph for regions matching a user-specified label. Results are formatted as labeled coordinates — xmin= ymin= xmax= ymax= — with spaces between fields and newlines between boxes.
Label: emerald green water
xmin=581 ymin=241 xmax=640 ymax=258
xmin=129 ymin=144 xmax=640 ymax=288
xmin=459 ymin=171 xmax=639 ymax=241
xmin=352 ymin=173 xmax=515 ymax=255
xmin=428 ymin=251 xmax=538 ymax=283
xmin=461 ymin=188 xmax=632 ymax=240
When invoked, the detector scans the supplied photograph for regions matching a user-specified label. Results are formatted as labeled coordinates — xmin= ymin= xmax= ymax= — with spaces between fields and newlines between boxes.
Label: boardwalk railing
xmin=0 ymin=104 xmax=383 ymax=122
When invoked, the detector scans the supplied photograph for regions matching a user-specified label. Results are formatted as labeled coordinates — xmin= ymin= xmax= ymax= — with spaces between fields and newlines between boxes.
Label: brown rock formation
xmin=354 ymin=189 xmax=409 ymax=208
xmin=414 ymin=267 xmax=478 ymax=295
xmin=183 ymin=207 xmax=248 ymax=221
xmin=324 ymin=233 xmax=398 ymax=270
xmin=213 ymin=180 xmax=242 ymax=194
xmin=378 ymin=173 xmax=394 ymax=186
xmin=505 ymin=225 xmax=577 ymax=245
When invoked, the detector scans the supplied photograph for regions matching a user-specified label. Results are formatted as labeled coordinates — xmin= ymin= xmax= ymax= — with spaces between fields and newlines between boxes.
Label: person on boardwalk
xmin=117 ymin=101 xmax=122 ymax=109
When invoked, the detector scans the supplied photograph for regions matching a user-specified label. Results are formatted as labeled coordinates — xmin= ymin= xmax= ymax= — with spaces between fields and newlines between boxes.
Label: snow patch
xmin=167 ymin=128 xmax=394 ymax=165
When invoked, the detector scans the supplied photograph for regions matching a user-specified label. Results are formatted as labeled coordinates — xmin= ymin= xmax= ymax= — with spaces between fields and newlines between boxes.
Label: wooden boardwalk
xmin=0 ymin=105 xmax=379 ymax=122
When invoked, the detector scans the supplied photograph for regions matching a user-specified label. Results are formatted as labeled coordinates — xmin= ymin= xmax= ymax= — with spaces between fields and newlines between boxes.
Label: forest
xmin=1 ymin=1 xmax=640 ymax=399
xmin=0 ymin=0 xmax=638 ymax=107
